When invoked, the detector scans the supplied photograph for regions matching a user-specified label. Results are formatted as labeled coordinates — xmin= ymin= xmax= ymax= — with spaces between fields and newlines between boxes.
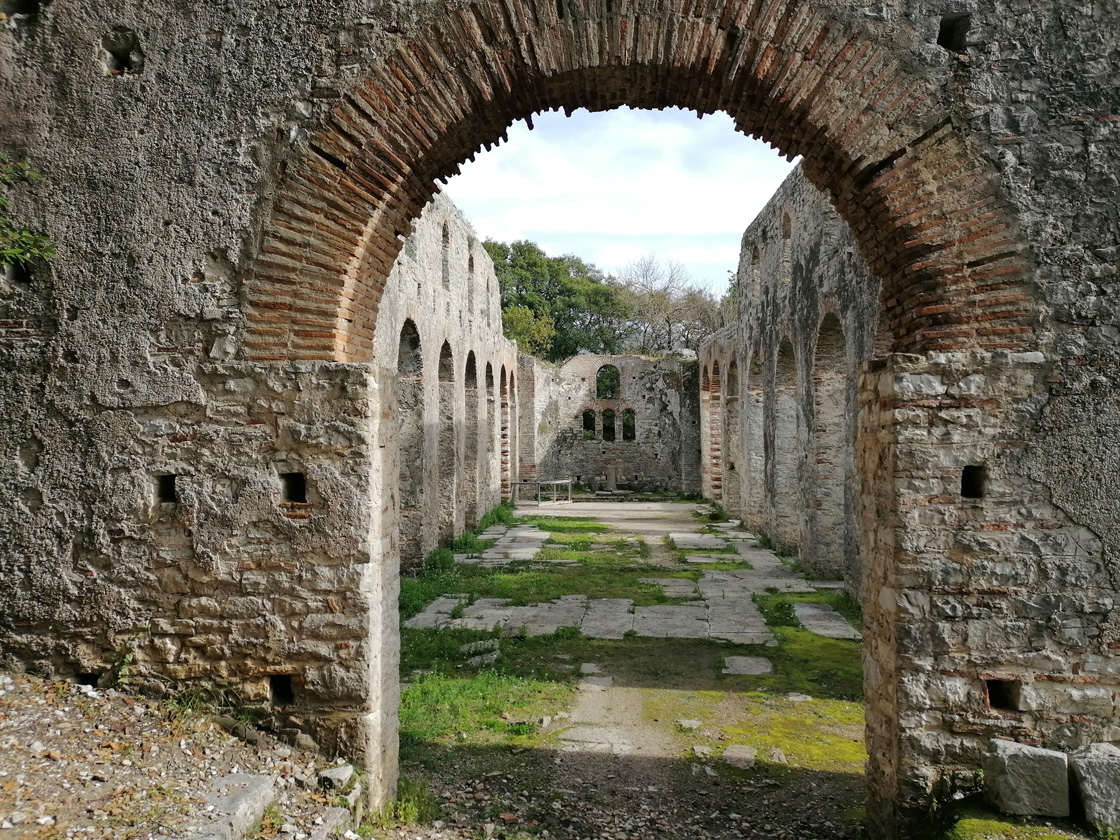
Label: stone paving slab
xmin=669 ymin=532 xmax=727 ymax=550
xmin=723 ymin=656 xmax=774 ymax=675
xmin=638 ymin=577 xmax=699 ymax=598
xmin=407 ymin=512 xmax=852 ymax=649
xmin=581 ymin=599 xmax=635 ymax=639
xmin=794 ymin=602 xmax=862 ymax=640
xmin=632 ymin=605 xmax=709 ymax=638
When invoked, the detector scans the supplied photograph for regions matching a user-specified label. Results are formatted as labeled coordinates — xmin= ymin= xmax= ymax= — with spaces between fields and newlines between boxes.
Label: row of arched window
xmin=582 ymin=409 xmax=636 ymax=442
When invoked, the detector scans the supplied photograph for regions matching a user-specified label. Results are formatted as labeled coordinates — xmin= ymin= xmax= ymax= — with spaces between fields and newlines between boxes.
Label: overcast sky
xmin=442 ymin=106 xmax=796 ymax=296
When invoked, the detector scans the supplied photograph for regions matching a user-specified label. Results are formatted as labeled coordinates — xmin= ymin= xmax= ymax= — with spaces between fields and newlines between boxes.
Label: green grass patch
xmin=942 ymin=806 xmax=1087 ymax=840
xmin=477 ymin=502 xmax=517 ymax=531
xmin=753 ymin=590 xmax=864 ymax=631
xmin=399 ymin=671 xmax=573 ymax=749
xmin=401 ymin=626 xmax=501 ymax=674
xmin=516 ymin=515 xmax=613 ymax=534
xmin=724 ymin=626 xmax=863 ymax=701
xmin=716 ymin=693 xmax=865 ymax=774
xmin=449 ymin=531 xmax=496 ymax=553
xmin=753 ymin=592 xmax=802 ymax=627
xmin=401 ymin=562 xmax=701 ymax=622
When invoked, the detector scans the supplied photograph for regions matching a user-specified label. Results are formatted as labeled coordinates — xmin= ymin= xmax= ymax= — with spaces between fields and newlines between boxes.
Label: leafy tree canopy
xmin=482 ymin=239 xmax=731 ymax=361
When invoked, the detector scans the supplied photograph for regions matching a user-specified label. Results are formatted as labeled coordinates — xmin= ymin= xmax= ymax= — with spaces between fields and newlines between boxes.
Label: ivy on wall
xmin=1 ymin=155 xmax=54 ymax=268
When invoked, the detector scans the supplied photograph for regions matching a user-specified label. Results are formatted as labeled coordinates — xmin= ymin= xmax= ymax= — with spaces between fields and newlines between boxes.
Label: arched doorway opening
xmin=437 ymin=341 xmax=457 ymax=544
xmin=397 ymin=320 xmax=425 ymax=570
xmin=463 ymin=352 xmax=481 ymax=528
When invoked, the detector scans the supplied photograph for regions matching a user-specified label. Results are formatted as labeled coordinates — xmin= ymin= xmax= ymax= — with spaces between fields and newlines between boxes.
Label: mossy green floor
xmin=388 ymin=506 xmax=1095 ymax=840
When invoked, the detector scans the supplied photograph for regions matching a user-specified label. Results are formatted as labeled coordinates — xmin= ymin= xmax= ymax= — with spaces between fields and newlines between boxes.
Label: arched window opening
xmin=582 ymin=410 xmax=596 ymax=440
xmin=602 ymin=409 xmax=616 ymax=442
xmin=809 ymin=313 xmax=851 ymax=581
xmin=499 ymin=366 xmax=511 ymax=500
xmin=596 ymin=364 xmax=620 ymax=399
xmin=463 ymin=352 xmax=480 ymax=528
xmin=441 ymin=223 xmax=451 ymax=289
xmin=781 ymin=213 xmax=793 ymax=283
xmin=772 ymin=340 xmax=802 ymax=553
xmin=723 ymin=359 xmax=742 ymax=515
xmin=621 ymin=409 xmax=636 ymax=442
xmin=744 ymin=353 xmax=765 ymax=532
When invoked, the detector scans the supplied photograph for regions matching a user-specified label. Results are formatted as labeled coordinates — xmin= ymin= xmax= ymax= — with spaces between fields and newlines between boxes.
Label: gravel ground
xmin=395 ymin=743 xmax=866 ymax=840
xmin=0 ymin=672 xmax=349 ymax=839
xmin=0 ymin=669 xmax=865 ymax=840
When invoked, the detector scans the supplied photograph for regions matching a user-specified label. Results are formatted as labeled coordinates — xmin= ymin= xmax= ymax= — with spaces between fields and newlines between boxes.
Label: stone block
xmin=982 ymin=739 xmax=1069 ymax=817
xmin=1070 ymin=743 xmax=1120 ymax=834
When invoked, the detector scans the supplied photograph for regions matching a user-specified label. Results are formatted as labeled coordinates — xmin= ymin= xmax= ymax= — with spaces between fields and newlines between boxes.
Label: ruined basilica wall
xmin=706 ymin=160 xmax=1119 ymax=814
xmin=701 ymin=166 xmax=881 ymax=584
xmin=519 ymin=353 xmax=701 ymax=494
xmin=373 ymin=193 xmax=518 ymax=568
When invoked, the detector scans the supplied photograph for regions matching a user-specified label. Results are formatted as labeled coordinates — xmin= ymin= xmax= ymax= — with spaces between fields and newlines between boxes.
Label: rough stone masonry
xmin=1 ymin=1 xmax=1118 ymax=836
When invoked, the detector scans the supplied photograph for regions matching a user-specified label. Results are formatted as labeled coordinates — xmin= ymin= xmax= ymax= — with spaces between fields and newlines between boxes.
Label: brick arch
xmin=244 ymin=0 xmax=1035 ymax=363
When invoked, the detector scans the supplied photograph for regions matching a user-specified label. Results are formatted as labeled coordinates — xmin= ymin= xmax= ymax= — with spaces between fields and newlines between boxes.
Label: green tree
xmin=501 ymin=304 xmax=556 ymax=357
xmin=1 ymin=155 xmax=54 ymax=269
xmin=483 ymin=239 xmax=629 ymax=361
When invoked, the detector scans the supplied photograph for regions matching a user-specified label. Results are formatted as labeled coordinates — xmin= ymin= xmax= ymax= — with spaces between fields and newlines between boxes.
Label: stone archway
xmin=242 ymin=0 xmax=1034 ymax=364
xmin=235 ymin=2 xmax=1041 ymax=832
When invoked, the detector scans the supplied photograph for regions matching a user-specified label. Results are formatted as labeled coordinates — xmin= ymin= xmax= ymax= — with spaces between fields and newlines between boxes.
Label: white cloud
xmin=443 ymin=106 xmax=795 ymax=289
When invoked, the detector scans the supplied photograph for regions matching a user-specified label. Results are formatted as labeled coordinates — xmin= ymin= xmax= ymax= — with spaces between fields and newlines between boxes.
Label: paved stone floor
xmin=407 ymin=502 xmax=860 ymax=645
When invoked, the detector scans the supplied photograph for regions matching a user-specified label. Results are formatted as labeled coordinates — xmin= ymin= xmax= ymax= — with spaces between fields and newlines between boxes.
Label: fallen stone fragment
xmin=182 ymin=773 xmax=277 ymax=840
xmin=1070 ymin=743 xmax=1120 ymax=832
xmin=318 ymin=763 xmax=354 ymax=790
xmin=676 ymin=719 xmax=702 ymax=730
xmin=721 ymin=745 xmax=757 ymax=769
xmin=693 ymin=746 xmax=713 ymax=758
xmin=982 ymin=739 xmax=1069 ymax=817
xmin=309 ymin=807 xmax=352 ymax=840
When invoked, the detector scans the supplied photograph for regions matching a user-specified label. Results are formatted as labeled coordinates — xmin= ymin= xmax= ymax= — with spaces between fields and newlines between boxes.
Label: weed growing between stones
xmin=0 ymin=154 xmax=55 ymax=270
xmin=366 ymin=778 xmax=442 ymax=829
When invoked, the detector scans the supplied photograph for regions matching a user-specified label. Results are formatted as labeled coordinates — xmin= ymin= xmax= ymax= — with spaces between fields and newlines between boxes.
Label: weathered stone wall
xmin=2 ymin=0 xmax=1119 ymax=832
xmin=705 ymin=161 xmax=1119 ymax=828
xmin=519 ymin=354 xmax=701 ymax=494
xmin=374 ymin=194 xmax=518 ymax=568
xmin=702 ymin=167 xmax=879 ymax=584
xmin=0 ymin=183 xmax=513 ymax=806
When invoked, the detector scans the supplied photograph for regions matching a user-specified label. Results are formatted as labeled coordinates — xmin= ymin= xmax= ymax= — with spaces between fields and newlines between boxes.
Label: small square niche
xmin=961 ymin=465 xmax=986 ymax=499
xmin=986 ymin=678 xmax=1021 ymax=711
xmin=101 ymin=28 xmax=145 ymax=75
xmin=280 ymin=472 xmax=307 ymax=504
xmin=156 ymin=474 xmax=178 ymax=504
xmin=937 ymin=13 xmax=971 ymax=53
xmin=269 ymin=674 xmax=295 ymax=706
